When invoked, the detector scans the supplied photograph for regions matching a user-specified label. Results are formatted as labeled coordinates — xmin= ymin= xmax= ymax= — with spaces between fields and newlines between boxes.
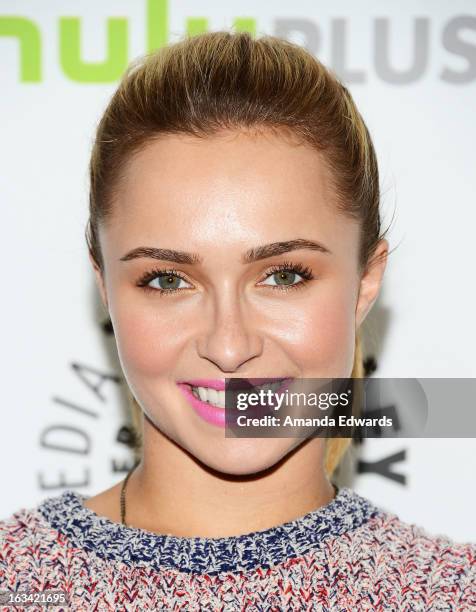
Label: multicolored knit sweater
xmin=0 ymin=486 xmax=475 ymax=611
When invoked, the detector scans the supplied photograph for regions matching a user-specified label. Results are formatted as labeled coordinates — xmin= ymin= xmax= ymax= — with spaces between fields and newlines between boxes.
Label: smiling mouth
xmin=188 ymin=380 xmax=287 ymax=409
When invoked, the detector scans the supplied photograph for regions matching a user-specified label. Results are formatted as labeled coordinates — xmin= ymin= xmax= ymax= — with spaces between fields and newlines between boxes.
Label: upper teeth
xmin=190 ymin=381 xmax=284 ymax=408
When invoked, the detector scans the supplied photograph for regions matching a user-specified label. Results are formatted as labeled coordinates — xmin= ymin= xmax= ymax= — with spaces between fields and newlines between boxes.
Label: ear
xmin=355 ymin=238 xmax=389 ymax=327
xmin=89 ymin=251 xmax=109 ymax=313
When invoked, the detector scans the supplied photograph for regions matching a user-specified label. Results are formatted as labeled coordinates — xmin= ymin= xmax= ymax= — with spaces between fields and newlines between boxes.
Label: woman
xmin=1 ymin=31 xmax=474 ymax=611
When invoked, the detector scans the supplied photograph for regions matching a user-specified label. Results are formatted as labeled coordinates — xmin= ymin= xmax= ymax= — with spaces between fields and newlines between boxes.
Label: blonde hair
xmin=86 ymin=30 xmax=386 ymax=478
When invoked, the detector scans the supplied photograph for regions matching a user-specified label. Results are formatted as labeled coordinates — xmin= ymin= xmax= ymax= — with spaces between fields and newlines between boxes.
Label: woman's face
xmin=94 ymin=129 xmax=386 ymax=475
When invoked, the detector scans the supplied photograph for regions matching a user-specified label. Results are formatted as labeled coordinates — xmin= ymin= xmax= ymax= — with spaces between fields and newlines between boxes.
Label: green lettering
xmin=186 ymin=18 xmax=208 ymax=37
xmin=147 ymin=0 xmax=168 ymax=52
xmin=0 ymin=16 xmax=41 ymax=82
xmin=59 ymin=17 xmax=128 ymax=83
xmin=232 ymin=18 xmax=256 ymax=36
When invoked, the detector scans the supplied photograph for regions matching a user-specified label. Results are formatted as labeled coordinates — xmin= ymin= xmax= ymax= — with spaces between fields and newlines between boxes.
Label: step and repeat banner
xmin=1 ymin=1 xmax=475 ymax=541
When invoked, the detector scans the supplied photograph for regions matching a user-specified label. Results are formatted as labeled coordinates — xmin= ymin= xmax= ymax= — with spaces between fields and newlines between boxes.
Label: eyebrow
xmin=119 ymin=239 xmax=331 ymax=265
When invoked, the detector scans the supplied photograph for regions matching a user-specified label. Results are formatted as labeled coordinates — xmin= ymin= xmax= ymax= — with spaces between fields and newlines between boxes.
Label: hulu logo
xmin=2 ymin=3 xmax=475 ymax=85
xmin=0 ymin=0 xmax=255 ymax=83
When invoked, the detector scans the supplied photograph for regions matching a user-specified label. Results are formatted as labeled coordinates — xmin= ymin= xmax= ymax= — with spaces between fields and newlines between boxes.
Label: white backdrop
xmin=1 ymin=0 xmax=475 ymax=542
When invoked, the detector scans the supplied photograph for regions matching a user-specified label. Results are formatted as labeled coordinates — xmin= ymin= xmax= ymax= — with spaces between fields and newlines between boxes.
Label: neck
xmin=124 ymin=420 xmax=336 ymax=538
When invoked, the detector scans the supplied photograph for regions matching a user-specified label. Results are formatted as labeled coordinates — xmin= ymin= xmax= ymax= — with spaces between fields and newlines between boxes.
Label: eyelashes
xmin=262 ymin=261 xmax=314 ymax=290
xmin=136 ymin=260 xmax=315 ymax=296
xmin=136 ymin=268 xmax=191 ymax=295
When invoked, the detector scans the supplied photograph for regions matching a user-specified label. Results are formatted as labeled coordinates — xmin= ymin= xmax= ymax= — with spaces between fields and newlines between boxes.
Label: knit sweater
xmin=0 ymin=487 xmax=475 ymax=611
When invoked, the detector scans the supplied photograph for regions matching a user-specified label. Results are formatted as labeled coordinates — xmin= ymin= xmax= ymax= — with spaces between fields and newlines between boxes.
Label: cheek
xmin=285 ymin=282 xmax=356 ymax=377
xmin=111 ymin=298 xmax=185 ymax=379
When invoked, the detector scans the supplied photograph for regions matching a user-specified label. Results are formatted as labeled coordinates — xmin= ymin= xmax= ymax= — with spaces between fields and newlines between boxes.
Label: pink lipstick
xmin=181 ymin=379 xmax=226 ymax=391
xmin=177 ymin=382 xmax=227 ymax=427
xmin=176 ymin=378 xmax=293 ymax=428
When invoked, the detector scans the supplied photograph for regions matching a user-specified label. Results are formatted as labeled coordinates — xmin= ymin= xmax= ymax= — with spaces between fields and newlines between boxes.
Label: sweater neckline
xmin=38 ymin=486 xmax=381 ymax=575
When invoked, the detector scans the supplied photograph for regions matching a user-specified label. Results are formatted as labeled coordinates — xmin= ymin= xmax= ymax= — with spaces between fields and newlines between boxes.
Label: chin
xmin=189 ymin=437 xmax=301 ymax=477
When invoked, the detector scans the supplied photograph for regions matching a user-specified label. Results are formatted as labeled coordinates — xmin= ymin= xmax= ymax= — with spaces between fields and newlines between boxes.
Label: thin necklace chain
xmin=120 ymin=465 xmax=339 ymax=528
xmin=120 ymin=462 xmax=139 ymax=526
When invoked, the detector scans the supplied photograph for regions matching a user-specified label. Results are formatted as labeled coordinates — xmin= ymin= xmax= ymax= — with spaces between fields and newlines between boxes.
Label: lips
xmin=176 ymin=377 xmax=294 ymax=427
xmin=180 ymin=379 xmax=226 ymax=391
xmin=179 ymin=377 xmax=290 ymax=392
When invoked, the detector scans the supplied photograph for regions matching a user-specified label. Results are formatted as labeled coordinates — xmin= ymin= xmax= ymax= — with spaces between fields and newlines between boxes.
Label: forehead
xmin=106 ymin=129 xmax=357 ymax=257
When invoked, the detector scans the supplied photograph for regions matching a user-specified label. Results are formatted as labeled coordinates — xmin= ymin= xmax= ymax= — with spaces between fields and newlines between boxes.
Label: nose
xmin=196 ymin=294 xmax=264 ymax=373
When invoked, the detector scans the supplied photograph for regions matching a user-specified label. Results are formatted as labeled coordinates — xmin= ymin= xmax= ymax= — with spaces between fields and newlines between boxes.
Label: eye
xmin=137 ymin=268 xmax=193 ymax=294
xmin=262 ymin=270 xmax=302 ymax=287
xmin=259 ymin=261 xmax=314 ymax=291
